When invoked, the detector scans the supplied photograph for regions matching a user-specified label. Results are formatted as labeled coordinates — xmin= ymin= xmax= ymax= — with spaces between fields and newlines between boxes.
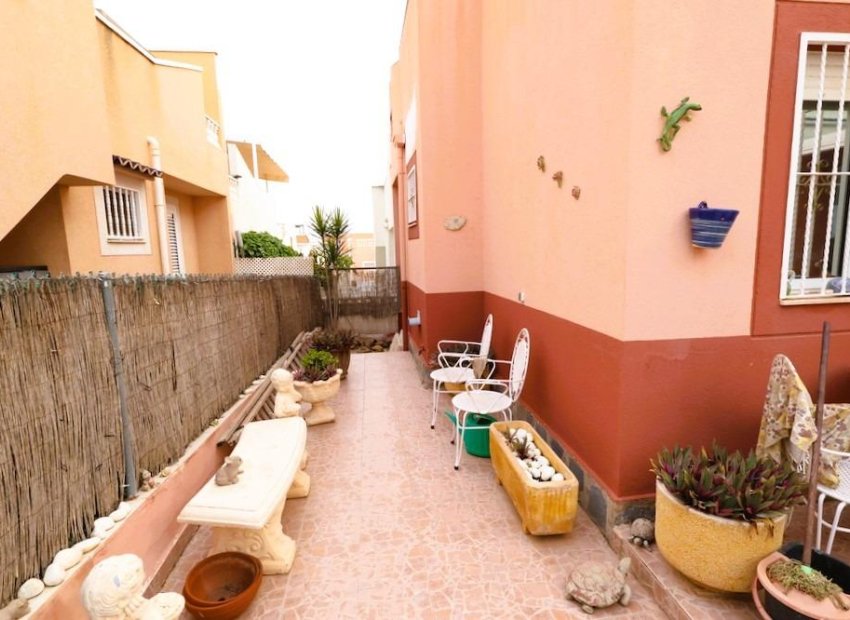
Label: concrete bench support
xmin=179 ymin=417 xmax=308 ymax=575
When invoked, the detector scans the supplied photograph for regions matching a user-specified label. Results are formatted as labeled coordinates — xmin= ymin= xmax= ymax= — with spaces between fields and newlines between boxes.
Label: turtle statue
xmin=629 ymin=517 xmax=655 ymax=547
xmin=566 ymin=557 xmax=631 ymax=614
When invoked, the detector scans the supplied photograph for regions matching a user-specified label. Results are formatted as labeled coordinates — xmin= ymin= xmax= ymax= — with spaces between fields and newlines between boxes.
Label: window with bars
xmin=782 ymin=35 xmax=850 ymax=300
xmin=101 ymin=185 xmax=145 ymax=242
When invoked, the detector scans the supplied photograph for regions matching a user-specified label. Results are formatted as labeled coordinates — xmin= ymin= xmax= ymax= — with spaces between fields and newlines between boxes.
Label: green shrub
xmin=294 ymin=348 xmax=339 ymax=382
xmin=240 ymin=231 xmax=300 ymax=258
xmin=650 ymin=443 xmax=807 ymax=522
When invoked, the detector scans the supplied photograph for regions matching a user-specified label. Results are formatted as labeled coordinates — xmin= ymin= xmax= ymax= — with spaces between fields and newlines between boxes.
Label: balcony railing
xmin=205 ymin=115 xmax=221 ymax=147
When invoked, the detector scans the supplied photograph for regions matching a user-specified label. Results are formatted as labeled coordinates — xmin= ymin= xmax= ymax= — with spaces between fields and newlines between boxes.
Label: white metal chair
xmin=816 ymin=447 xmax=850 ymax=554
xmin=429 ymin=314 xmax=494 ymax=429
xmin=449 ymin=328 xmax=530 ymax=470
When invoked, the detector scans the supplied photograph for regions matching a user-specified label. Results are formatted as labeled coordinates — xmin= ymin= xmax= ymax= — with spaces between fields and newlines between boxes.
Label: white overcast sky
xmin=94 ymin=0 xmax=406 ymax=232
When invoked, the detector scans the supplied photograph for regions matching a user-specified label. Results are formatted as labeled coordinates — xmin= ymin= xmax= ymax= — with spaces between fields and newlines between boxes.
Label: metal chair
xmin=450 ymin=328 xmax=530 ymax=470
xmin=429 ymin=314 xmax=493 ymax=429
xmin=817 ymin=447 xmax=850 ymax=554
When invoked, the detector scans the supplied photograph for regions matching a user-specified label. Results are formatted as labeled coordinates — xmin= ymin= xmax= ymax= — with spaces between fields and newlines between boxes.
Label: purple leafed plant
xmin=650 ymin=443 xmax=807 ymax=522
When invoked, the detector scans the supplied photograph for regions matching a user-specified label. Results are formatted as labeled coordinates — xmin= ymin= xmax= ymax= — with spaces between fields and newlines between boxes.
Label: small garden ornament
xmin=629 ymin=518 xmax=655 ymax=547
xmin=214 ymin=455 xmax=243 ymax=486
xmin=658 ymin=96 xmax=702 ymax=151
xmin=81 ymin=553 xmax=184 ymax=620
xmin=271 ymin=368 xmax=301 ymax=418
xmin=566 ymin=557 xmax=632 ymax=614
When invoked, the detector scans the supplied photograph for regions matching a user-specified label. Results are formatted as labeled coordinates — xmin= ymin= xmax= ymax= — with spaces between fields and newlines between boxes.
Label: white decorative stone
xmin=540 ymin=466 xmax=555 ymax=482
xmin=17 ymin=578 xmax=44 ymax=600
xmin=93 ymin=516 xmax=116 ymax=539
xmin=552 ymin=473 xmax=566 ymax=482
xmin=443 ymin=215 xmax=467 ymax=231
xmin=109 ymin=502 xmax=130 ymax=522
xmin=54 ymin=547 xmax=83 ymax=570
xmin=535 ymin=456 xmax=550 ymax=467
xmin=75 ymin=537 xmax=101 ymax=553
xmin=81 ymin=553 xmax=184 ymax=620
xmin=43 ymin=563 xmax=65 ymax=586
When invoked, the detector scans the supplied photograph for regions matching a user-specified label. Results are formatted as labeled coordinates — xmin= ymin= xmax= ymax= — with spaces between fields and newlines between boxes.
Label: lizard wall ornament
xmin=658 ymin=97 xmax=702 ymax=152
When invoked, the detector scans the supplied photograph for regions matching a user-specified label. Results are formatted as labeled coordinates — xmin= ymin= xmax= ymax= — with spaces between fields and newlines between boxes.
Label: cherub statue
xmin=0 ymin=599 xmax=29 ymax=620
xmin=81 ymin=554 xmax=184 ymax=620
xmin=271 ymin=368 xmax=301 ymax=418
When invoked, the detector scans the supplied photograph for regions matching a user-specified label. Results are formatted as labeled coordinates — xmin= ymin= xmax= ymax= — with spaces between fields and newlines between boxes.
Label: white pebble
xmin=535 ymin=456 xmax=550 ymax=467
xmin=514 ymin=429 xmax=527 ymax=440
xmin=74 ymin=538 xmax=101 ymax=553
xmin=531 ymin=469 xmax=542 ymax=480
xmin=109 ymin=503 xmax=130 ymax=522
xmin=524 ymin=469 xmax=534 ymax=480
xmin=53 ymin=547 xmax=82 ymax=570
xmin=552 ymin=473 xmax=565 ymax=482
xmin=93 ymin=517 xmax=115 ymax=532
xmin=43 ymin=564 xmax=65 ymax=586
xmin=18 ymin=578 xmax=44 ymax=600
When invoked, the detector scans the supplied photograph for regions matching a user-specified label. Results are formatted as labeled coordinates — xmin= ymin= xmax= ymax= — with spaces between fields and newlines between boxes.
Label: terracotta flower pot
xmin=754 ymin=545 xmax=850 ymax=620
xmin=655 ymin=481 xmax=786 ymax=593
xmin=183 ymin=552 xmax=262 ymax=620
xmin=294 ymin=369 xmax=342 ymax=426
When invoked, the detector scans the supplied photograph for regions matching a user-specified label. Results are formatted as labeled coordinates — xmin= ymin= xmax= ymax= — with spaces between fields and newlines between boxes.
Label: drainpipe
xmin=147 ymin=136 xmax=170 ymax=274
xmin=393 ymin=135 xmax=409 ymax=352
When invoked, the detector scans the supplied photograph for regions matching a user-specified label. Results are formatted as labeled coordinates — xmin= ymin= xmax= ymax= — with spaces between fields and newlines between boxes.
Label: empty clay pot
xmin=183 ymin=552 xmax=262 ymax=619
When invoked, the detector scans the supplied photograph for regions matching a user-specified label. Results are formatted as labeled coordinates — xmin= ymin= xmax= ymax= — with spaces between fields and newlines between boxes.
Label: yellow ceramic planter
xmin=489 ymin=421 xmax=579 ymax=535
xmin=655 ymin=481 xmax=786 ymax=593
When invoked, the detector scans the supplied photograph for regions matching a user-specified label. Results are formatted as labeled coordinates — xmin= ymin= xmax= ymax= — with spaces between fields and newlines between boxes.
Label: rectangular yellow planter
xmin=489 ymin=421 xmax=579 ymax=535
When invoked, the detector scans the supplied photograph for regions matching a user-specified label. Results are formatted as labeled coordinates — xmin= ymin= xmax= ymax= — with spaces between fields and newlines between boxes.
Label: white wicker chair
xmin=450 ymin=328 xmax=530 ymax=470
xmin=429 ymin=314 xmax=493 ymax=429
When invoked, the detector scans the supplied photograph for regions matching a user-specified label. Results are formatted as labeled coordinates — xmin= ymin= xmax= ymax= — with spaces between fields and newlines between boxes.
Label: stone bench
xmin=178 ymin=417 xmax=309 ymax=575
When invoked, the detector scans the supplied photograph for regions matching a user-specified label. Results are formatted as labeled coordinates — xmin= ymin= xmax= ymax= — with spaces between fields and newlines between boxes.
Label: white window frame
xmin=407 ymin=165 xmax=418 ymax=226
xmin=94 ymin=171 xmax=152 ymax=256
xmin=781 ymin=32 xmax=850 ymax=303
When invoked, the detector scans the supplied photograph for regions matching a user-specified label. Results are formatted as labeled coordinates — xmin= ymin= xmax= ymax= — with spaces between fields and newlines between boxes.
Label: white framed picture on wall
xmin=407 ymin=165 xmax=417 ymax=226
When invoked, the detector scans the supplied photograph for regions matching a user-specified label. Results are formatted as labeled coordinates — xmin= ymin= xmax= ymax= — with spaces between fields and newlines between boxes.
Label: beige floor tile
xmin=163 ymin=352 xmax=666 ymax=618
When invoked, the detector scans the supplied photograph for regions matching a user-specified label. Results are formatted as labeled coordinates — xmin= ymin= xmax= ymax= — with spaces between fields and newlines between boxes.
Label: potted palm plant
xmin=651 ymin=443 xmax=807 ymax=593
xmin=293 ymin=349 xmax=342 ymax=426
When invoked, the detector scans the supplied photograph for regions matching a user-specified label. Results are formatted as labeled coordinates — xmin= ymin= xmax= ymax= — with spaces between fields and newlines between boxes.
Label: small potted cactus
xmin=651 ymin=443 xmax=806 ymax=593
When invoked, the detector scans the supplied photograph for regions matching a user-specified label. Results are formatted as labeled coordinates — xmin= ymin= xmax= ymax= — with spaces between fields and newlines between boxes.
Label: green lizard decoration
xmin=658 ymin=97 xmax=702 ymax=152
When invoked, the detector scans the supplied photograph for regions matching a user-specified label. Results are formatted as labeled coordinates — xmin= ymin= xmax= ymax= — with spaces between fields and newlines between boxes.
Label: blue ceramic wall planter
xmin=689 ymin=201 xmax=739 ymax=249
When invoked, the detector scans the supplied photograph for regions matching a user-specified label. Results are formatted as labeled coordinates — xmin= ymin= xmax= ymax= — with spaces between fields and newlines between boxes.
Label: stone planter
xmin=655 ymin=481 xmax=786 ymax=593
xmin=294 ymin=369 xmax=342 ymax=426
xmin=489 ymin=421 xmax=579 ymax=535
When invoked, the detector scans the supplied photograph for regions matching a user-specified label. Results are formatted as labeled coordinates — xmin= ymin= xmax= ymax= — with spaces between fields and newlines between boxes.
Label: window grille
xmin=782 ymin=34 xmax=850 ymax=300
xmin=101 ymin=186 xmax=144 ymax=242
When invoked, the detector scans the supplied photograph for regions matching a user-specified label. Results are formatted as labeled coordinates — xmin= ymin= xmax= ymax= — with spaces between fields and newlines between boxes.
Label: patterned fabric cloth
xmin=756 ymin=354 xmax=850 ymax=487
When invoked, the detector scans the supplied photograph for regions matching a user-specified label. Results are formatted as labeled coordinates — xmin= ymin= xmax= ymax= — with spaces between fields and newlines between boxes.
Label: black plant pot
xmin=762 ymin=543 xmax=850 ymax=619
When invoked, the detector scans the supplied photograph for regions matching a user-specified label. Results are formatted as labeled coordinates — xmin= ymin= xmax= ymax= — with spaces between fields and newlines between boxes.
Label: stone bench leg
xmin=287 ymin=468 xmax=310 ymax=499
xmin=207 ymin=496 xmax=295 ymax=575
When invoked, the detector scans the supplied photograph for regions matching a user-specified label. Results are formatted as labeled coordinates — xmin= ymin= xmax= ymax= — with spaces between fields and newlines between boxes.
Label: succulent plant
xmin=293 ymin=348 xmax=339 ymax=383
xmin=504 ymin=429 xmax=535 ymax=460
xmin=650 ymin=443 xmax=807 ymax=522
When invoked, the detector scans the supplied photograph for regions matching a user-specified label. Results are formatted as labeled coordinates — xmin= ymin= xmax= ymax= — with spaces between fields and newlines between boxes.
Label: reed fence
xmin=0 ymin=274 xmax=321 ymax=605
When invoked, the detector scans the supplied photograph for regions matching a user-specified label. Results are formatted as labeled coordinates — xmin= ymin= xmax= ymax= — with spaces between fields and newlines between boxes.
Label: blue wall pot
xmin=689 ymin=201 xmax=739 ymax=249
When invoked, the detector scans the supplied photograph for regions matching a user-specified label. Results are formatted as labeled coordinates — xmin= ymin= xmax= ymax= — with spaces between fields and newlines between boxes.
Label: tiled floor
xmin=163 ymin=352 xmax=665 ymax=619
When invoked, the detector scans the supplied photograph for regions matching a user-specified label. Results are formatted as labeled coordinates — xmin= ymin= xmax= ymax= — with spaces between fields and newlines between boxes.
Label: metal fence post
xmin=99 ymin=274 xmax=138 ymax=498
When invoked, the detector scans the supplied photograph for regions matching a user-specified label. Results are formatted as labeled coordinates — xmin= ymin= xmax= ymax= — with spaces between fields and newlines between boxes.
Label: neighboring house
xmin=227 ymin=140 xmax=290 ymax=243
xmin=0 ymin=1 xmax=232 ymax=276
xmin=388 ymin=0 xmax=850 ymax=512
xmin=346 ymin=232 xmax=377 ymax=268
xmin=371 ymin=185 xmax=396 ymax=267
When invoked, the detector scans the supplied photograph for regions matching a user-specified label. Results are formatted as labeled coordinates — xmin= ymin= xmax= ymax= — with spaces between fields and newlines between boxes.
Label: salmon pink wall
xmin=0 ymin=0 xmax=113 ymax=240
xmin=0 ymin=188 xmax=71 ymax=274
xmin=97 ymin=23 xmax=229 ymax=197
xmin=479 ymin=1 xmax=633 ymax=340
xmin=620 ymin=0 xmax=775 ymax=341
xmin=416 ymin=0 xmax=484 ymax=294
